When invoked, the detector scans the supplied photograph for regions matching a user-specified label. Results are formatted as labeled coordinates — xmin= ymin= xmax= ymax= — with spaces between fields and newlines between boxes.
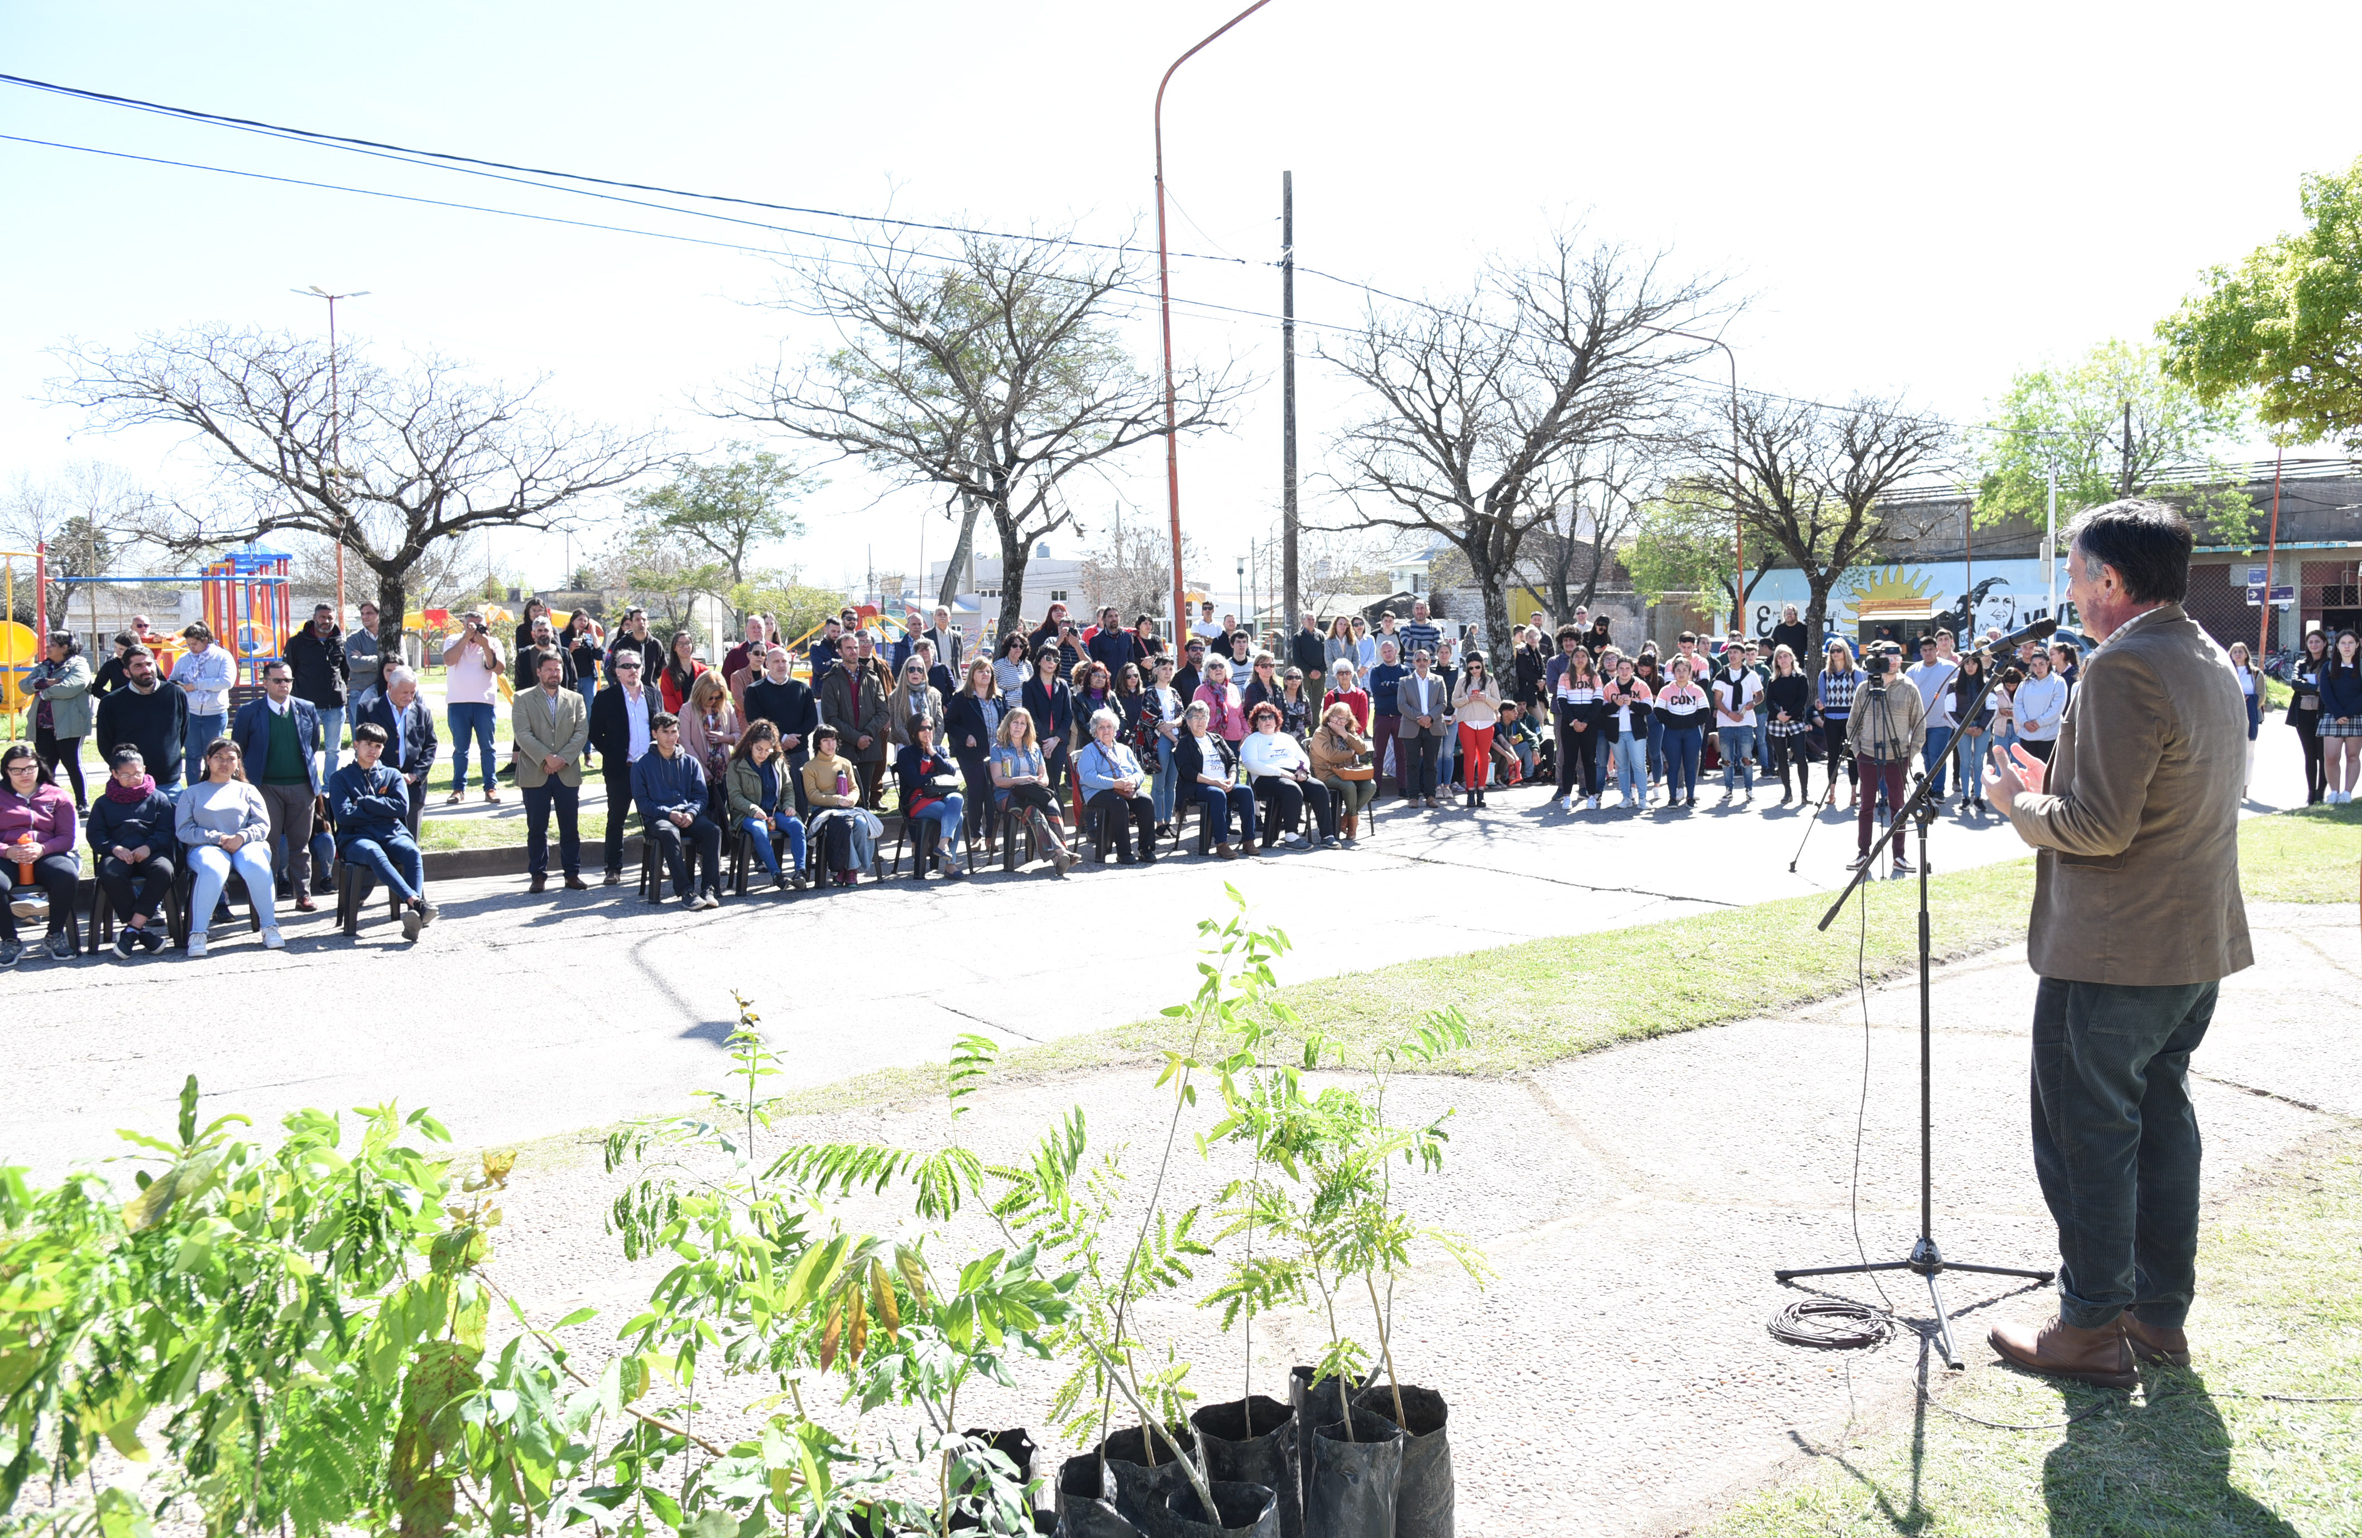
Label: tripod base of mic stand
xmin=1776 ymin=1237 xmax=2055 ymax=1369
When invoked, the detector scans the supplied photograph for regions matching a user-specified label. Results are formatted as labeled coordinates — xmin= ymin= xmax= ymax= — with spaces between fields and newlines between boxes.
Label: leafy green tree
xmin=627 ymin=448 xmax=815 ymax=587
xmin=2160 ymin=153 xmax=2362 ymax=451
xmin=1627 ymin=485 xmax=1744 ymax=614
xmin=1973 ymin=338 xmax=2249 ymax=529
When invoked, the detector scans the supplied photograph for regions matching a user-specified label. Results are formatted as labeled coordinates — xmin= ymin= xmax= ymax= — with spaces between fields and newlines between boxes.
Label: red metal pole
xmin=2259 ymin=448 xmax=2283 ymax=665
xmin=1155 ymin=0 xmax=1275 ymax=648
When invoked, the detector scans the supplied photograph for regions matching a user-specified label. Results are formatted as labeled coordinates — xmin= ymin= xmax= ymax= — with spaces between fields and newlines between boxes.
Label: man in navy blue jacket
xmin=328 ymin=723 xmax=436 ymax=940
xmin=631 ymin=712 xmax=723 ymax=908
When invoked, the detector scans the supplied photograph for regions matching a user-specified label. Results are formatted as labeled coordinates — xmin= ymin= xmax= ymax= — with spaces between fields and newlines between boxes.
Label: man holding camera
xmin=1848 ymin=641 xmax=1924 ymax=878
xmin=1985 ymin=500 xmax=2250 ymax=1387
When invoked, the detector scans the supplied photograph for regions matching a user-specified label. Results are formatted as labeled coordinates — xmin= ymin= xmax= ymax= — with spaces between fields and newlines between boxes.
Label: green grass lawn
xmin=1701 ymin=1127 xmax=2362 ymax=1538
xmin=2240 ymin=802 xmax=2359 ymax=903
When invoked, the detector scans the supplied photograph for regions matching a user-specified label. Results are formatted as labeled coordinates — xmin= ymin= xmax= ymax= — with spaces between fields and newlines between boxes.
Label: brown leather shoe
xmin=2120 ymin=1313 xmax=2191 ymax=1367
xmin=564 ymin=874 xmax=589 ymax=891
xmin=529 ymin=875 xmax=547 ymax=894
xmin=1989 ymin=1315 xmax=2136 ymax=1389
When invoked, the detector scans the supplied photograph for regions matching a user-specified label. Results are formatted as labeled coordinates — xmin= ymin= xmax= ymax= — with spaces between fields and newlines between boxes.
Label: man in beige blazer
xmin=512 ymin=649 xmax=591 ymax=892
xmin=1985 ymin=500 xmax=2252 ymax=1388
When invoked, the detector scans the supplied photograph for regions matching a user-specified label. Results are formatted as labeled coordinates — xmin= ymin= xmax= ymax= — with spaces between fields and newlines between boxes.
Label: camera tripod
xmin=1774 ymin=658 xmax=2053 ymax=1369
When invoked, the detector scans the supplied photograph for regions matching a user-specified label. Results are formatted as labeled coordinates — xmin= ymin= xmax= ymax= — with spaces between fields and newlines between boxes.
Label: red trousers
xmin=1855 ymin=754 xmax=1908 ymax=854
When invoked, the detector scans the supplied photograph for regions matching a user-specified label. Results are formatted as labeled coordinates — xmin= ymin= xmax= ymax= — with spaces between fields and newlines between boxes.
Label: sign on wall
xmin=1742 ymin=560 xmax=2058 ymax=641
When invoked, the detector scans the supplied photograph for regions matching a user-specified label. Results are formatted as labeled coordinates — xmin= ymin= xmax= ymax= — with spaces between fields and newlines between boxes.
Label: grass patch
xmin=416 ymin=811 xmax=606 ymax=853
xmin=1699 ymin=1127 xmax=2362 ymax=1538
xmin=2241 ymin=802 xmax=2359 ymax=904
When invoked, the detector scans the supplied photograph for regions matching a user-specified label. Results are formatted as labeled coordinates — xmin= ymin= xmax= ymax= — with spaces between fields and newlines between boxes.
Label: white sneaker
xmin=1559 ymin=795 xmax=1576 ymax=811
xmin=1586 ymin=796 xmax=1599 ymax=810
xmin=1281 ymin=831 xmax=1306 ymax=846
xmin=262 ymin=928 xmax=286 ymax=950
xmin=186 ymin=933 xmax=207 ymax=958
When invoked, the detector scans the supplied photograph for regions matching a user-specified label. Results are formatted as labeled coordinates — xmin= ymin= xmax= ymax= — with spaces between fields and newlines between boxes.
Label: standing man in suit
xmin=359 ymin=666 xmax=437 ymax=834
xmin=1985 ymin=500 xmax=2252 ymax=1388
xmin=1395 ymin=649 xmax=1449 ymax=808
xmin=231 ymin=660 xmax=324 ymax=911
xmin=922 ymin=606 xmax=964 ymax=675
xmin=513 ymin=649 xmax=591 ymax=893
xmin=589 ymin=650 xmax=657 ymax=884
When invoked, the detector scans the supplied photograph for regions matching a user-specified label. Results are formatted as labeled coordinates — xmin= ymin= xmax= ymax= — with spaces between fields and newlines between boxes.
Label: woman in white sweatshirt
xmin=174 ymin=739 xmax=282 ymax=955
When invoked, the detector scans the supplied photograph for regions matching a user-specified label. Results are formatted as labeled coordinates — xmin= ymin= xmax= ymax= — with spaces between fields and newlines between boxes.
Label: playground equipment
xmin=1 ymin=548 xmax=39 ymax=721
xmin=201 ymin=545 xmax=295 ymax=672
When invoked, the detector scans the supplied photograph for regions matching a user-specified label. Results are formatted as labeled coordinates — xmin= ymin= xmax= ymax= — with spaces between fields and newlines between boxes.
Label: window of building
xmin=1050 ymin=589 xmax=1069 ymax=602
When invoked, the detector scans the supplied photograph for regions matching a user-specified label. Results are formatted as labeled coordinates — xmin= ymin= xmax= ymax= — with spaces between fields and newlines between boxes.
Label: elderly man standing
xmin=359 ymin=666 xmax=438 ymax=834
xmin=513 ymin=649 xmax=591 ymax=893
xmin=1984 ymin=500 xmax=2252 ymax=1388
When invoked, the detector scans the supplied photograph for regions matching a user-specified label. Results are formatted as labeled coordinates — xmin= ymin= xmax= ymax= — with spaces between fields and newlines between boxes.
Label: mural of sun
xmin=1843 ymin=565 xmax=1937 ymax=603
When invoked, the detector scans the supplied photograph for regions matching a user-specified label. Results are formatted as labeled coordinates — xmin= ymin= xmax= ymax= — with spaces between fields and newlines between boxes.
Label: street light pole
xmin=1154 ymin=0 xmax=1275 ymax=648
xmin=1644 ymin=325 xmax=1744 ymax=633
xmin=294 ymin=286 xmax=370 ymax=624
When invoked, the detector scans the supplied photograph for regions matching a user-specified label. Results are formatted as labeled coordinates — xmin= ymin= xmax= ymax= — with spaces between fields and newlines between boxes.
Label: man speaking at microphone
xmin=1984 ymin=499 xmax=2251 ymax=1387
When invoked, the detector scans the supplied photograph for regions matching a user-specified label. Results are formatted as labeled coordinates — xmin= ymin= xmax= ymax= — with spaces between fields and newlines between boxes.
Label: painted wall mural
xmin=1742 ymin=558 xmax=2063 ymax=641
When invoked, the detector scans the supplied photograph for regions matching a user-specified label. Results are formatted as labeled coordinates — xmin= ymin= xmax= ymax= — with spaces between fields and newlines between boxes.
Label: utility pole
xmin=1281 ymin=169 xmax=1299 ymax=633
xmin=2045 ymin=460 xmax=2058 ymax=621
xmin=2260 ymin=449 xmax=2284 ymax=662
xmin=293 ymin=287 xmax=370 ymax=625
xmin=2120 ymin=400 xmax=2134 ymax=498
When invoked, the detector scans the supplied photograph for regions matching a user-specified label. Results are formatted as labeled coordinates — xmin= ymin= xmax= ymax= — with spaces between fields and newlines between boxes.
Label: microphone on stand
xmin=1978 ymin=617 xmax=2058 ymax=655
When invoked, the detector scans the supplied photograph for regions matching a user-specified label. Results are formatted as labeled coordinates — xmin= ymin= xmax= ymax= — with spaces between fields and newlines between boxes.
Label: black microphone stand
xmin=1773 ymin=646 xmax=2054 ymax=1369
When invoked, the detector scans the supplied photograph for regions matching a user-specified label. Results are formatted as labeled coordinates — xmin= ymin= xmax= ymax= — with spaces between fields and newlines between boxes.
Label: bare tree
xmin=711 ymin=231 xmax=1244 ymax=638
xmin=1514 ymin=443 xmax=1655 ymax=630
xmin=1321 ymin=227 xmax=1726 ymax=661
xmin=1077 ymin=509 xmax=1204 ymax=625
xmin=1682 ymin=393 xmax=1953 ymax=655
xmin=0 ymin=462 xmax=157 ymax=624
xmin=49 ymin=327 xmax=662 ymax=666
xmin=1294 ymin=525 xmax=1393 ymax=622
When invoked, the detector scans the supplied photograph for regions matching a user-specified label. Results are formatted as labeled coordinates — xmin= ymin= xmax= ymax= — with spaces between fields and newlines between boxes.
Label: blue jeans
xmin=1610 ymin=735 xmax=1647 ymax=799
xmin=447 ymin=702 xmax=497 ymax=792
xmin=340 ymin=833 xmax=423 ymax=905
xmin=1645 ymin=717 xmax=1665 ymax=783
xmin=188 ymin=841 xmax=277 ymax=936
xmin=739 ymin=813 xmax=807 ymax=878
xmin=1953 ymin=728 xmax=1988 ymax=800
xmin=1718 ymin=725 xmax=1755 ymax=789
xmin=1923 ymin=725 xmax=1954 ymax=797
xmin=1151 ymin=734 xmax=1178 ymax=822
xmin=1195 ymin=782 xmax=1258 ymax=845
xmin=522 ymin=780 xmax=581 ymax=877
xmin=314 ymin=706 xmax=345 ymax=782
xmin=185 ymin=712 xmax=226 ymax=784
xmin=1663 ymin=727 xmax=1703 ymax=801
xmin=913 ymin=794 xmax=964 ymax=862
xmin=2030 ymin=978 xmax=2217 ymax=1331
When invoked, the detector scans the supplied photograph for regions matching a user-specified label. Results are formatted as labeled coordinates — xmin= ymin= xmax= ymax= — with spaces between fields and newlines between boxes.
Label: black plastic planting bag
xmin=950 ymin=1428 xmax=1041 ymax=1531
xmin=1355 ymin=1387 xmax=1451 ymax=1538
xmin=1057 ymin=1453 xmax=1143 ymax=1538
xmin=1096 ymin=1424 xmax=1197 ymax=1528
xmin=1191 ymin=1396 xmax=1301 ymax=1538
xmin=1287 ymin=1368 xmax=1365 ymax=1516
xmin=1304 ymin=1408 xmax=1403 ymax=1538
xmin=1147 ymin=1480 xmax=1281 ymax=1538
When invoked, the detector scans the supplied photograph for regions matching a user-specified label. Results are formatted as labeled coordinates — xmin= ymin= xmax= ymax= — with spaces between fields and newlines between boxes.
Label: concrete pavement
xmin=0 ymin=728 xmax=2312 ymax=1179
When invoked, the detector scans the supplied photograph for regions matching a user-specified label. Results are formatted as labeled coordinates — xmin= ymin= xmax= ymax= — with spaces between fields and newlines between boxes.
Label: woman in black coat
xmin=1020 ymin=647 xmax=1076 ymax=800
xmin=944 ymin=658 xmax=1006 ymax=844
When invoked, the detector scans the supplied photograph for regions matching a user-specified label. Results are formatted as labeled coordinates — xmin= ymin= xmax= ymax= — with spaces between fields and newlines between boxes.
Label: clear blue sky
xmin=3 ymin=0 xmax=2356 ymax=599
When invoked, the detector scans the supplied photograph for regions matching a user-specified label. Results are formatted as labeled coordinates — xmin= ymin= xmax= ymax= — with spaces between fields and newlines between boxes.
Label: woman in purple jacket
xmin=1 ymin=742 xmax=82 ymax=965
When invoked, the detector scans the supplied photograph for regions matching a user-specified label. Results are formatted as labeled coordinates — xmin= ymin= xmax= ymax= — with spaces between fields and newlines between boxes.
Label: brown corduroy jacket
xmin=2002 ymin=603 xmax=2252 ymax=985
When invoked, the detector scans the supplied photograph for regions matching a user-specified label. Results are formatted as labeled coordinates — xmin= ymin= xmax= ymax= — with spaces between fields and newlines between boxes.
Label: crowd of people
xmin=2 ymin=585 xmax=2340 ymax=964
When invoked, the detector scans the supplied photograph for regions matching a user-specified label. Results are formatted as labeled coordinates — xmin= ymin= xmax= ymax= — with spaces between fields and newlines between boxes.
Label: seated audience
xmin=1241 ymin=701 xmax=1336 ymax=846
xmin=893 ymin=713 xmax=969 ymax=878
xmin=1308 ymin=702 xmax=1376 ymax=842
xmin=632 ymin=712 xmax=724 ymax=909
xmin=1075 ymin=708 xmax=1157 ymax=865
xmin=802 ymin=725 xmax=878 ymax=885
xmin=1176 ymin=701 xmax=1257 ymax=859
xmin=726 ymin=720 xmax=808 ymax=891
xmin=988 ymin=706 xmax=1075 ymax=873
xmin=88 ymin=747 xmax=176 ymax=957
xmin=1 ymin=741 xmax=81 ymax=965
xmin=176 ymin=739 xmax=282 ymax=956
xmin=328 ymin=723 xmax=437 ymax=939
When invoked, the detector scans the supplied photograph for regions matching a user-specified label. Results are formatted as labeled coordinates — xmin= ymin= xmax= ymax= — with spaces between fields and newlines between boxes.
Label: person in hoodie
xmin=328 ymin=723 xmax=438 ymax=941
xmin=89 ymin=747 xmax=178 ymax=956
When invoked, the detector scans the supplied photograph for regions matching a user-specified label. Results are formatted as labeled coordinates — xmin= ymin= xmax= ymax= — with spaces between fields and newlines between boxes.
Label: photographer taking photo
xmin=1849 ymin=642 xmax=1924 ymax=877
